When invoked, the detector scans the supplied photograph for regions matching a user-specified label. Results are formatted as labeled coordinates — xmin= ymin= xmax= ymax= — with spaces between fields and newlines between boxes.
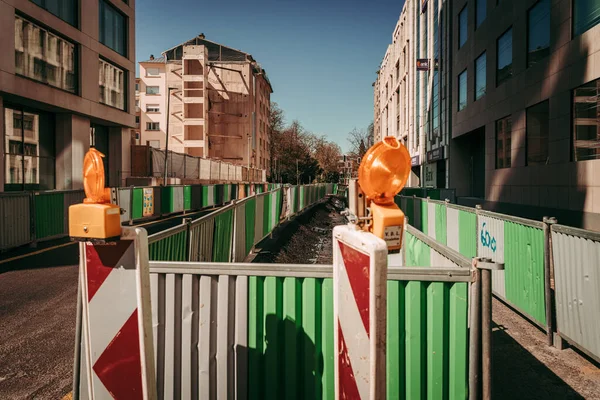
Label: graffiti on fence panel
xmin=480 ymin=222 xmax=497 ymax=252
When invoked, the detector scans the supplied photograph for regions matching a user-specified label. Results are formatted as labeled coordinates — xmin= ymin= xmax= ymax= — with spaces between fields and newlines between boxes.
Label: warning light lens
xmin=83 ymin=148 xmax=107 ymax=204
xmin=358 ymin=136 xmax=410 ymax=204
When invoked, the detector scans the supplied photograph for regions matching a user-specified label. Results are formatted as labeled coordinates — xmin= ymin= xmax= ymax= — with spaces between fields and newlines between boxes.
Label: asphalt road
xmin=0 ymin=208 xmax=215 ymax=399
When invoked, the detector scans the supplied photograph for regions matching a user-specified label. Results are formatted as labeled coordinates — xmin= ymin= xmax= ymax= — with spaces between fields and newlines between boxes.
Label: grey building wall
xmin=449 ymin=0 xmax=600 ymax=230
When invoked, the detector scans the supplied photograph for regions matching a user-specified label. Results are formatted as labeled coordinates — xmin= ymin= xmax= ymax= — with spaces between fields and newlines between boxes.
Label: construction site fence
xmin=0 ymin=190 xmax=85 ymax=251
xmin=397 ymin=194 xmax=600 ymax=363
xmin=147 ymin=184 xmax=339 ymax=264
xmin=0 ymin=183 xmax=284 ymax=253
xmin=132 ymin=145 xmax=266 ymax=183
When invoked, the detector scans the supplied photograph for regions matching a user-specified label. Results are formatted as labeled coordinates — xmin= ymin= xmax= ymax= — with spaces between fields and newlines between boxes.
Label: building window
xmin=3 ymin=107 xmax=55 ymax=190
xmin=475 ymin=52 xmax=486 ymax=100
xmin=573 ymin=78 xmax=600 ymax=161
xmin=135 ymin=82 xmax=139 ymax=92
xmin=496 ymin=115 xmax=512 ymax=169
xmin=458 ymin=69 xmax=467 ymax=111
xmin=14 ymin=16 xmax=77 ymax=94
xmin=146 ymin=67 xmax=160 ymax=76
xmin=99 ymin=0 xmax=126 ymax=56
xmin=135 ymin=115 xmax=140 ymax=124
xmin=146 ymin=104 xmax=160 ymax=112
xmin=146 ymin=86 xmax=159 ymax=95
xmin=527 ymin=0 xmax=550 ymax=67
xmin=526 ymin=101 xmax=549 ymax=165
xmin=99 ymin=59 xmax=125 ymax=110
xmin=497 ymin=28 xmax=513 ymax=86
xmin=476 ymin=0 xmax=486 ymax=28
xmin=146 ymin=122 xmax=160 ymax=131
xmin=459 ymin=5 xmax=468 ymax=48
xmin=574 ymin=0 xmax=600 ymax=36
xmin=31 ymin=0 xmax=77 ymax=26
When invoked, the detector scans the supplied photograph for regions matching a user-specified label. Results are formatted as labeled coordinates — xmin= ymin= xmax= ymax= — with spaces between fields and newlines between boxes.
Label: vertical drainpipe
xmin=438 ymin=0 xmax=444 ymax=187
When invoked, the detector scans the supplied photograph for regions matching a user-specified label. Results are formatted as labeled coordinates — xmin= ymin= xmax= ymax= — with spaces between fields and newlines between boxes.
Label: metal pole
xmin=543 ymin=216 xmax=557 ymax=346
xmin=72 ymin=272 xmax=83 ymax=400
xmin=163 ymin=88 xmax=171 ymax=184
xmin=468 ymin=266 xmax=481 ymax=400
xmin=129 ymin=186 xmax=134 ymax=226
xmin=481 ymin=268 xmax=492 ymax=400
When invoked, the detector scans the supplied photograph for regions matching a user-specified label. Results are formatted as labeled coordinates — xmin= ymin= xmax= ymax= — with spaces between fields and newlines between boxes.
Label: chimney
xmin=199 ymin=33 xmax=205 ymax=39
xmin=149 ymin=54 xmax=154 ymax=60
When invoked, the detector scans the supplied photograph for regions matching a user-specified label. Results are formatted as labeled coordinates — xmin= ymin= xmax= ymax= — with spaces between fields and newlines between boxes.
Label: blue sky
xmin=136 ymin=0 xmax=405 ymax=152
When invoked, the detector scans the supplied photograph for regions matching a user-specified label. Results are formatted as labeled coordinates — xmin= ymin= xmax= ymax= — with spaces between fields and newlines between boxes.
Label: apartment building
xmin=374 ymin=0 xmax=451 ymax=188
xmin=0 ymin=0 xmax=136 ymax=190
xmin=449 ymin=0 xmax=600 ymax=229
xmin=138 ymin=34 xmax=273 ymax=170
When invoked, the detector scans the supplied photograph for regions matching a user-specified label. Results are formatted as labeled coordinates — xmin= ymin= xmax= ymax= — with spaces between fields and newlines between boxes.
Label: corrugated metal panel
xmin=245 ymin=198 xmax=256 ymax=255
xmin=552 ymin=227 xmax=600 ymax=362
xmin=203 ymin=185 xmax=215 ymax=207
xmin=213 ymin=209 xmax=233 ymax=262
xmin=149 ymin=273 xmax=248 ymax=399
xmin=148 ymin=226 xmax=188 ymax=261
xmin=262 ymin=192 xmax=271 ymax=238
xmin=118 ymin=188 xmax=132 ymax=223
xmin=458 ymin=209 xmax=477 ymax=258
xmin=233 ymin=202 xmax=247 ymax=262
xmin=131 ymin=188 xmax=143 ymax=220
xmin=254 ymin=195 xmax=265 ymax=245
xmin=189 ymin=217 xmax=215 ymax=262
xmin=183 ymin=186 xmax=192 ymax=211
xmin=0 ymin=193 xmax=31 ymax=250
xmin=477 ymin=214 xmax=506 ymax=299
xmin=504 ymin=222 xmax=546 ymax=327
xmin=173 ymin=186 xmax=184 ymax=213
xmin=34 ymin=192 xmax=65 ymax=240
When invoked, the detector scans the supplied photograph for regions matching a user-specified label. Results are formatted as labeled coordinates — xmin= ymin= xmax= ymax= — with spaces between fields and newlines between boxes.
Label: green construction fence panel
xmin=148 ymin=230 xmax=188 ymax=261
xmin=458 ymin=210 xmax=477 ymax=258
xmin=404 ymin=231 xmax=431 ymax=267
xmin=299 ymin=186 xmax=305 ymax=210
xmin=248 ymin=277 xmax=468 ymax=400
xmin=434 ymin=203 xmax=447 ymax=246
xmin=213 ymin=209 xmax=233 ymax=262
xmin=245 ymin=198 xmax=256 ymax=255
xmin=34 ymin=192 xmax=65 ymax=239
xmin=216 ymin=184 xmax=224 ymax=206
xmin=184 ymin=185 xmax=192 ymax=211
xmin=161 ymin=186 xmax=174 ymax=214
xmin=262 ymin=193 xmax=271 ymax=237
xmin=504 ymin=222 xmax=546 ymax=326
xmin=132 ymin=188 xmax=144 ymax=220
xmin=202 ymin=185 xmax=215 ymax=208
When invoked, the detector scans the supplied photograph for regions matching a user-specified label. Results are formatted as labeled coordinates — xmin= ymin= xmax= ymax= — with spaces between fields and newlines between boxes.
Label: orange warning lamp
xmin=69 ymin=148 xmax=121 ymax=241
xmin=358 ymin=136 xmax=410 ymax=251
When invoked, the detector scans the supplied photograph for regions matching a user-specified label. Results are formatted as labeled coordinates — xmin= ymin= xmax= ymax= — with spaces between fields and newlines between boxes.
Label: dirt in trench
xmin=251 ymin=197 xmax=347 ymax=264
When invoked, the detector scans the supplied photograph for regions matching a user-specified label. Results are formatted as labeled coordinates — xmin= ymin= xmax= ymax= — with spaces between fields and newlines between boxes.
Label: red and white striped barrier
xmin=333 ymin=224 xmax=388 ymax=400
xmin=78 ymin=228 xmax=156 ymax=400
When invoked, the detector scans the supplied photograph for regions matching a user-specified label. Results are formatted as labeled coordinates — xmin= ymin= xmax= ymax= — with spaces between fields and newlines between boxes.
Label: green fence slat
xmin=245 ymin=198 xmax=256 ymax=255
xmin=405 ymin=232 xmax=431 ymax=267
xmin=458 ymin=210 xmax=477 ymax=258
xmin=35 ymin=193 xmax=65 ymax=239
xmin=427 ymin=282 xmax=449 ymax=398
xmin=248 ymin=276 xmax=264 ymax=400
xmin=212 ymin=209 xmax=233 ymax=262
xmin=183 ymin=186 xmax=192 ymax=210
xmin=263 ymin=194 xmax=271 ymax=238
xmin=321 ymin=278 xmax=334 ymax=400
xmin=302 ymin=278 xmax=319 ymax=400
xmin=283 ymin=278 xmax=298 ymax=400
xmin=148 ymin=230 xmax=187 ymax=261
xmin=405 ymin=281 xmax=426 ymax=399
xmin=263 ymin=276 xmax=283 ymax=400
xmin=449 ymin=282 xmax=469 ymax=400
xmin=504 ymin=222 xmax=546 ymax=326
xmin=435 ymin=203 xmax=447 ymax=246
xmin=421 ymin=200 xmax=428 ymax=235
xmin=132 ymin=188 xmax=143 ymax=220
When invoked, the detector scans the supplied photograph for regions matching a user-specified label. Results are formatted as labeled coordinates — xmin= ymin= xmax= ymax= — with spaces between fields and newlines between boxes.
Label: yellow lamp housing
xmin=358 ymin=136 xmax=411 ymax=251
xmin=69 ymin=148 xmax=121 ymax=241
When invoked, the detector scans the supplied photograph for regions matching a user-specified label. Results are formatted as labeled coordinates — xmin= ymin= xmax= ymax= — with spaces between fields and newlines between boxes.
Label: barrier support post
xmin=543 ymin=216 xmax=558 ymax=347
xmin=474 ymin=257 xmax=504 ymax=400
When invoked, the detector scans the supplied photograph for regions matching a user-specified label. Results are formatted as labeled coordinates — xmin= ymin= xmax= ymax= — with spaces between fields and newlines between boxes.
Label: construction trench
xmin=251 ymin=196 xmax=600 ymax=400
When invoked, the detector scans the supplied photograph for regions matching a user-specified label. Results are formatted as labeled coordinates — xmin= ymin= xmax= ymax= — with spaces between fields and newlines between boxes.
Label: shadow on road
xmin=492 ymin=322 xmax=584 ymax=400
